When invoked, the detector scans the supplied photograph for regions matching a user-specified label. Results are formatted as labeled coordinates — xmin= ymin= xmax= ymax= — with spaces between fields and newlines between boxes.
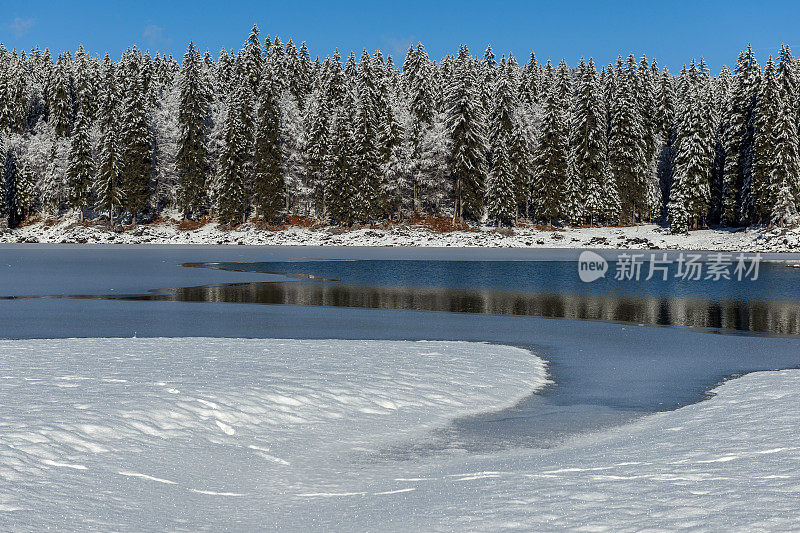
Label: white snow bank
xmin=0 ymin=337 xmax=548 ymax=529
xmin=4 ymin=336 xmax=800 ymax=530
xmin=351 ymin=368 xmax=800 ymax=531
xmin=4 ymin=217 xmax=800 ymax=252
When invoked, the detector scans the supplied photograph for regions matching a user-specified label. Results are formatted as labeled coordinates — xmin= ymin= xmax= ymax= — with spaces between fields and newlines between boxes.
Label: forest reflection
xmin=158 ymin=281 xmax=800 ymax=335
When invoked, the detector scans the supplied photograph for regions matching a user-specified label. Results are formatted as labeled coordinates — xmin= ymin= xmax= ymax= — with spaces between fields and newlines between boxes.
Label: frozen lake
xmin=2 ymin=244 xmax=800 ymax=450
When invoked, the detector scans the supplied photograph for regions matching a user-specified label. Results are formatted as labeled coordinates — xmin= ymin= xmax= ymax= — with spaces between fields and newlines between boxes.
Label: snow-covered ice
xmin=0 ymin=338 xmax=547 ymax=530
xmin=2 ymin=337 xmax=800 ymax=530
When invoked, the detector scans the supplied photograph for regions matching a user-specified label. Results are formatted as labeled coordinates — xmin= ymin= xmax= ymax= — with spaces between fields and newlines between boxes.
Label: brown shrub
xmin=534 ymin=224 xmax=565 ymax=232
xmin=285 ymin=214 xmax=317 ymax=227
xmin=177 ymin=216 xmax=212 ymax=231
xmin=407 ymin=215 xmax=479 ymax=233
xmin=18 ymin=215 xmax=42 ymax=227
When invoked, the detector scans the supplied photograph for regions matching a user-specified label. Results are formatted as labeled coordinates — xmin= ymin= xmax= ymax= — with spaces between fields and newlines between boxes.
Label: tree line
xmin=0 ymin=26 xmax=798 ymax=233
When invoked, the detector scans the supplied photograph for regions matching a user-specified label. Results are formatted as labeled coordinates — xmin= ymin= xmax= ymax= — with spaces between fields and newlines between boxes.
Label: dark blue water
xmin=2 ymin=244 xmax=800 ymax=450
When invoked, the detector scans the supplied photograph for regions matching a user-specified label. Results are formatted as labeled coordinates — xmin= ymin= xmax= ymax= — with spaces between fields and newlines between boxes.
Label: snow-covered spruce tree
xmin=669 ymin=84 xmax=712 ymax=232
xmin=608 ymin=56 xmax=647 ymax=223
xmin=1 ymin=148 xmax=17 ymax=226
xmin=709 ymin=64 xmax=733 ymax=224
xmin=241 ymin=25 xmax=264 ymax=100
xmin=252 ymin=72 xmax=284 ymax=221
xmin=49 ymin=53 xmax=73 ymax=137
xmin=532 ymin=63 xmax=568 ymax=223
xmin=279 ymin=91 xmax=307 ymax=214
xmin=403 ymin=44 xmax=436 ymax=212
xmin=66 ymin=109 xmax=94 ymax=220
xmin=510 ymin=111 xmax=532 ymax=221
xmin=303 ymin=84 xmax=331 ymax=218
xmin=638 ymin=56 xmax=662 ymax=221
xmin=722 ymin=45 xmax=760 ymax=225
xmin=654 ymin=68 xmax=678 ymax=218
xmin=325 ymin=91 xmax=360 ymax=225
xmin=770 ymin=47 xmax=800 ymax=226
xmin=373 ymin=51 xmax=408 ymax=219
xmin=447 ymin=45 xmax=487 ymax=222
xmin=415 ymin=111 xmax=451 ymax=215
xmin=14 ymin=156 xmax=35 ymax=221
xmin=571 ymin=58 xmax=608 ymax=226
xmin=216 ymin=84 xmax=251 ymax=226
xmin=486 ymin=65 xmax=519 ymax=225
xmin=73 ymin=44 xmax=96 ymax=123
xmin=0 ymin=50 xmax=30 ymax=134
xmin=0 ymin=48 xmax=14 ymax=132
xmin=750 ymin=56 xmax=780 ymax=223
xmin=176 ymin=42 xmax=211 ymax=219
xmin=93 ymin=55 xmax=122 ymax=224
xmin=95 ymin=126 xmax=123 ymax=225
xmin=118 ymin=53 xmax=153 ymax=221
xmin=771 ymin=84 xmax=800 ymax=226
xmin=353 ymin=50 xmax=382 ymax=220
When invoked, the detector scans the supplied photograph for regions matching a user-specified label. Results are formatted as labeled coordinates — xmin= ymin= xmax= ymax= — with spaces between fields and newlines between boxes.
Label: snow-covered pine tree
xmin=95 ymin=125 xmax=123 ymax=224
xmin=1 ymin=148 xmax=17 ymax=226
xmin=14 ymin=155 xmax=35 ymax=221
xmin=447 ymin=45 xmax=487 ymax=221
xmin=415 ymin=110 xmax=451 ymax=215
xmin=353 ymin=50 xmax=382 ymax=220
xmin=750 ymin=56 xmax=780 ymax=223
xmin=176 ymin=42 xmax=211 ymax=218
xmin=654 ymin=68 xmax=678 ymax=218
xmin=638 ymin=56 xmax=662 ymax=221
xmin=66 ymin=109 xmax=94 ymax=220
xmin=371 ymin=50 xmax=402 ymax=218
xmin=771 ymin=46 xmax=800 ymax=226
xmin=486 ymin=64 xmax=519 ymax=225
xmin=303 ymin=84 xmax=331 ymax=218
xmin=49 ymin=53 xmax=73 ymax=137
xmin=325 ymin=90 xmax=360 ymax=225
xmin=216 ymin=83 xmax=250 ymax=226
xmin=73 ymin=44 xmax=96 ymax=123
xmin=669 ymin=83 xmax=712 ymax=232
xmin=0 ymin=46 xmax=13 ymax=132
xmin=532 ymin=62 xmax=568 ymax=223
xmin=279 ymin=91 xmax=307 ymax=214
xmin=771 ymin=80 xmax=800 ymax=226
xmin=252 ymin=72 xmax=284 ymax=221
xmin=709 ymin=64 xmax=733 ymax=223
xmin=608 ymin=56 xmax=647 ymax=223
xmin=93 ymin=55 xmax=122 ymax=224
xmin=118 ymin=52 xmax=153 ymax=220
xmin=722 ymin=45 xmax=760 ymax=225
xmin=404 ymin=44 xmax=436 ymax=212
xmin=571 ymin=58 xmax=607 ymax=225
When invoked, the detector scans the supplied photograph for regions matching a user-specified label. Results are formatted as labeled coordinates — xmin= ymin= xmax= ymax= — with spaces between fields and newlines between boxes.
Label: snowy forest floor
xmin=3 ymin=215 xmax=800 ymax=252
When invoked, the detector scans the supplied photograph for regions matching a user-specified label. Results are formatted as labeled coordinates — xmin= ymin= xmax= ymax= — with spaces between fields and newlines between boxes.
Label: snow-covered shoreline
xmin=3 ymin=217 xmax=800 ymax=252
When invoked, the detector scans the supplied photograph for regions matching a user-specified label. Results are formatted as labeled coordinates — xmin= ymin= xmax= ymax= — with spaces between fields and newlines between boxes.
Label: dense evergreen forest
xmin=0 ymin=25 xmax=798 ymax=233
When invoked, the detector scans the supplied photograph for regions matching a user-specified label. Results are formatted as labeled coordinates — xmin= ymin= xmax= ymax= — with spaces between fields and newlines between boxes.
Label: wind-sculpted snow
xmin=321 ymin=369 xmax=800 ymax=531
xmin=0 ymin=338 xmax=548 ymax=530
xmin=3 ymin=338 xmax=800 ymax=530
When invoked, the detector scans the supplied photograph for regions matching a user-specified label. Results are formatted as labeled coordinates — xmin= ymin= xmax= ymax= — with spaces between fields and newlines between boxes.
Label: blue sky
xmin=2 ymin=0 xmax=800 ymax=72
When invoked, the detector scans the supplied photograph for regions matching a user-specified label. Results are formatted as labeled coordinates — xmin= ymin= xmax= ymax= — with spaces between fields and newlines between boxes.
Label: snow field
xmin=0 ymin=337 xmax=548 ymax=529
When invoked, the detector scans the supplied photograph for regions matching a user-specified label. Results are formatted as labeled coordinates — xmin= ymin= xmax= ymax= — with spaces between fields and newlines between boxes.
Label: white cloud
xmin=5 ymin=17 xmax=35 ymax=38
xmin=142 ymin=23 xmax=171 ymax=49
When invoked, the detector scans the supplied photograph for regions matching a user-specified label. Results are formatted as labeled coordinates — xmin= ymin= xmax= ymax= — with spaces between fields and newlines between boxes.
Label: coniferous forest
xmin=0 ymin=25 xmax=798 ymax=234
